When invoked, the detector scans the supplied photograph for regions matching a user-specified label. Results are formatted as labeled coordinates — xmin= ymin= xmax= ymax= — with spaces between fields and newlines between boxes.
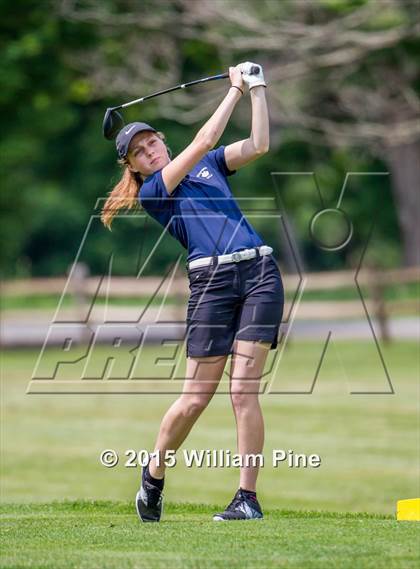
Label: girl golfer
xmin=101 ymin=62 xmax=284 ymax=522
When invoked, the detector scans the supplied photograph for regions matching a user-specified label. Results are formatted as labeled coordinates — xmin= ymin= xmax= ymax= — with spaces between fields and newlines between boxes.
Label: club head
xmin=102 ymin=108 xmax=125 ymax=140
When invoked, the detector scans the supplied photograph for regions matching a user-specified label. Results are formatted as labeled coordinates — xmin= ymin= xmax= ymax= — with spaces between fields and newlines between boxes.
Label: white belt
xmin=187 ymin=245 xmax=273 ymax=270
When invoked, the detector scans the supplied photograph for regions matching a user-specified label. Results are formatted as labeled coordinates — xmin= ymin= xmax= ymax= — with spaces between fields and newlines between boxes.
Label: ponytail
xmin=101 ymin=130 xmax=169 ymax=229
xmin=101 ymin=160 xmax=141 ymax=229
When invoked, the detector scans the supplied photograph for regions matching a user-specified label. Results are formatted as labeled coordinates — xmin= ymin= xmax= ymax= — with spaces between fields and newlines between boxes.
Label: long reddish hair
xmin=101 ymin=130 xmax=168 ymax=229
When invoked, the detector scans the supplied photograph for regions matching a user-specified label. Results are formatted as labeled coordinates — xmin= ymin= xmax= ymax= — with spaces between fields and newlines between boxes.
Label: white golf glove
xmin=238 ymin=61 xmax=266 ymax=90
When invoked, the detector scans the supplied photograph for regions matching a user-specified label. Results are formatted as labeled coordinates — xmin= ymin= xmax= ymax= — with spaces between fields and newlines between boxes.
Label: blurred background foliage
xmin=1 ymin=0 xmax=419 ymax=277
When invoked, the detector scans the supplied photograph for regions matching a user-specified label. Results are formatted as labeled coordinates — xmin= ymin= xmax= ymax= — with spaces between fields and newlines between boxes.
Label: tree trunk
xmin=385 ymin=140 xmax=420 ymax=267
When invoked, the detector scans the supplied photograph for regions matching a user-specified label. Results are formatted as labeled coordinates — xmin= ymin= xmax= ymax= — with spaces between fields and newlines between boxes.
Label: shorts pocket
xmin=188 ymin=267 xmax=207 ymax=282
xmin=188 ymin=268 xmax=209 ymax=287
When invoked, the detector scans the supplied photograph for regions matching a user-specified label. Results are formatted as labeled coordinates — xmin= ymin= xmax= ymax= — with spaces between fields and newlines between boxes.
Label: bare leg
xmin=229 ymin=339 xmax=271 ymax=492
xmin=148 ymin=354 xmax=228 ymax=479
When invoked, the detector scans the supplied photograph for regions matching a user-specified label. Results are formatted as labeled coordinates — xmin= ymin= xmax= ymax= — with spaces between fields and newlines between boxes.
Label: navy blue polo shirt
xmin=138 ymin=145 xmax=264 ymax=263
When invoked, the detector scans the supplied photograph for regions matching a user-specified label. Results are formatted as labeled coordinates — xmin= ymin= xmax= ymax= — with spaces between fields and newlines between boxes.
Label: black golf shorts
xmin=186 ymin=251 xmax=284 ymax=358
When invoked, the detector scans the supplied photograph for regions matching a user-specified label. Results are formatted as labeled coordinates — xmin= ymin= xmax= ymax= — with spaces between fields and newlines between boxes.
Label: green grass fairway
xmin=2 ymin=341 xmax=418 ymax=512
xmin=1 ymin=341 xmax=419 ymax=567
xmin=1 ymin=501 xmax=418 ymax=569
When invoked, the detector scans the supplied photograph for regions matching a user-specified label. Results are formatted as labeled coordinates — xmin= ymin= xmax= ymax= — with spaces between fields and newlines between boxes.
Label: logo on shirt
xmin=196 ymin=167 xmax=213 ymax=180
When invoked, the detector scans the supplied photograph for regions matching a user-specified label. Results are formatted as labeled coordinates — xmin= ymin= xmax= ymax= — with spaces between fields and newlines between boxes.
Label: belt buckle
xmin=232 ymin=252 xmax=242 ymax=262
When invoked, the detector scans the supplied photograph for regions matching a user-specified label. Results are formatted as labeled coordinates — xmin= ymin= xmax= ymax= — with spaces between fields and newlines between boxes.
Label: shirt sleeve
xmin=204 ymin=145 xmax=237 ymax=177
xmin=138 ymin=169 xmax=172 ymax=212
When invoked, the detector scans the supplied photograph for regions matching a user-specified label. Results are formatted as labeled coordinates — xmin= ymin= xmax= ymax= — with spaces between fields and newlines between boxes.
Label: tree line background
xmin=1 ymin=0 xmax=419 ymax=278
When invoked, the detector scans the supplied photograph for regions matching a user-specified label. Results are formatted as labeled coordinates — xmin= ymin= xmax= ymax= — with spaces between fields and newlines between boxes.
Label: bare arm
xmin=224 ymin=86 xmax=269 ymax=171
xmin=162 ymin=67 xmax=244 ymax=194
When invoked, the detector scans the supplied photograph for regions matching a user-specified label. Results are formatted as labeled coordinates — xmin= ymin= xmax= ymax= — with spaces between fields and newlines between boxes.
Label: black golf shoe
xmin=135 ymin=465 xmax=164 ymax=522
xmin=213 ymin=488 xmax=263 ymax=521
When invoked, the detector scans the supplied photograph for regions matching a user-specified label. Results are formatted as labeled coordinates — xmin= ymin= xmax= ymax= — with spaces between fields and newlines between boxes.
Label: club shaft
xmin=118 ymin=72 xmax=230 ymax=110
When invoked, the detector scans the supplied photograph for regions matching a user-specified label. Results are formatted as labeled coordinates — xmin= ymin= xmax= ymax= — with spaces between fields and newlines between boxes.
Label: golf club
xmin=102 ymin=65 xmax=261 ymax=140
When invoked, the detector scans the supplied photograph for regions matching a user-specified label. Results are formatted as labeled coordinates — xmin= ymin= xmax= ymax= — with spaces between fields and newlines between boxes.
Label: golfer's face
xmin=127 ymin=132 xmax=169 ymax=177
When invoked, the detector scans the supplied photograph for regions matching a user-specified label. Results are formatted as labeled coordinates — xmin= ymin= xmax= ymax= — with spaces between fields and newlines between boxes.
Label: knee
xmin=230 ymin=391 xmax=258 ymax=413
xmin=179 ymin=395 xmax=210 ymax=418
